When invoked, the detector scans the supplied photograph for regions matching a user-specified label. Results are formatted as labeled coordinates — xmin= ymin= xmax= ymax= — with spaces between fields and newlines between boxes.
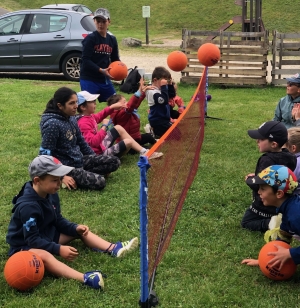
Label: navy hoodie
xmin=40 ymin=108 xmax=94 ymax=168
xmin=80 ymin=30 xmax=120 ymax=82
xmin=6 ymin=182 xmax=78 ymax=256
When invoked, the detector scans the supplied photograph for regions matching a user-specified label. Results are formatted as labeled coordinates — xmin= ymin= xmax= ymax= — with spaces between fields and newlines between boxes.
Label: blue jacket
xmin=273 ymin=94 xmax=300 ymax=128
xmin=6 ymin=182 xmax=78 ymax=256
xmin=146 ymin=85 xmax=170 ymax=126
xmin=80 ymin=31 xmax=120 ymax=82
xmin=278 ymin=194 xmax=300 ymax=264
xmin=40 ymin=112 xmax=95 ymax=168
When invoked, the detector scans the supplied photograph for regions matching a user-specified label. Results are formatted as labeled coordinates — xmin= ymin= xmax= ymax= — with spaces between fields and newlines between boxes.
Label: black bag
xmin=120 ymin=66 xmax=141 ymax=94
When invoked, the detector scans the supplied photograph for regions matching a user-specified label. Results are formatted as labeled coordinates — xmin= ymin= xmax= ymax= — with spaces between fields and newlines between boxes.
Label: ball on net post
xmin=258 ymin=240 xmax=297 ymax=281
xmin=197 ymin=43 xmax=220 ymax=67
xmin=167 ymin=51 xmax=188 ymax=72
xmin=108 ymin=61 xmax=128 ymax=81
xmin=4 ymin=251 xmax=45 ymax=291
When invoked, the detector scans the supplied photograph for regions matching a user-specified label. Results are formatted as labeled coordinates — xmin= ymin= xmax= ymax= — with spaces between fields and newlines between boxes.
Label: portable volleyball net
xmin=138 ymin=67 xmax=207 ymax=307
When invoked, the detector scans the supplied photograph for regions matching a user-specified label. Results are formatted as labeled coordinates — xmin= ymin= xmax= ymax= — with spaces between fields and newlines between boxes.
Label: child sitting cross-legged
xmin=76 ymin=91 xmax=163 ymax=159
xmin=6 ymin=155 xmax=139 ymax=290
xmin=242 ymin=165 xmax=300 ymax=268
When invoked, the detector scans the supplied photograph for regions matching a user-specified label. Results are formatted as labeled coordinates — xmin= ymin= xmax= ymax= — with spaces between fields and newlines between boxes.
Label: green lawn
xmin=1 ymin=78 xmax=299 ymax=307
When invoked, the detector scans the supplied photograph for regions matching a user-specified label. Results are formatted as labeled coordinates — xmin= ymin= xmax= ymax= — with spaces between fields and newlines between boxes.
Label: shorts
xmin=8 ymin=230 xmax=60 ymax=256
xmin=102 ymin=128 xmax=127 ymax=156
xmin=80 ymin=78 xmax=116 ymax=102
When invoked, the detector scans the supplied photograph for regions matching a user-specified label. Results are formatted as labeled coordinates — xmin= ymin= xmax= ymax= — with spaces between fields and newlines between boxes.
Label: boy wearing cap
xmin=76 ymin=91 xmax=163 ymax=159
xmin=80 ymin=7 xmax=120 ymax=102
xmin=6 ymin=155 xmax=138 ymax=290
xmin=242 ymin=165 xmax=300 ymax=268
xmin=273 ymin=73 xmax=300 ymax=129
xmin=241 ymin=121 xmax=297 ymax=233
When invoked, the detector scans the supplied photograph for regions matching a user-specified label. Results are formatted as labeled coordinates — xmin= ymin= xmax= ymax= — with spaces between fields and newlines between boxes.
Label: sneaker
xmin=141 ymin=149 xmax=163 ymax=160
xmin=144 ymin=124 xmax=151 ymax=134
xmin=110 ymin=237 xmax=139 ymax=257
xmin=83 ymin=271 xmax=105 ymax=290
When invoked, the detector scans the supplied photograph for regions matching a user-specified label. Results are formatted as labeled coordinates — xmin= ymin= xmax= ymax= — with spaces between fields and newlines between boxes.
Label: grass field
xmin=1 ymin=0 xmax=300 ymax=306
xmin=1 ymin=77 xmax=300 ymax=307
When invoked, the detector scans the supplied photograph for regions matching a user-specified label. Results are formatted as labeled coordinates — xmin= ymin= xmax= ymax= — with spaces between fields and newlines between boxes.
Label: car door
xmin=0 ymin=13 xmax=26 ymax=67
xmin=20 ymin=13 xmax=71 ymax=69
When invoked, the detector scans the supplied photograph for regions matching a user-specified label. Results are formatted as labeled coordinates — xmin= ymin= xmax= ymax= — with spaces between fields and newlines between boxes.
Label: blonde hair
xmin=287 ymin=127 xmax=300 ymax=152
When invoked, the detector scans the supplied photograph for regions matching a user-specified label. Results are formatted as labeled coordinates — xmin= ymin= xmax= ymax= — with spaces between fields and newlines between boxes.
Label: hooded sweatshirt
xmin=6 ymin=182 xmax=78 ymax=256
xmin=247 ymin=148 xmax=297 ymax=216
xmin=40 ymin=106 xmax=94 ymax=168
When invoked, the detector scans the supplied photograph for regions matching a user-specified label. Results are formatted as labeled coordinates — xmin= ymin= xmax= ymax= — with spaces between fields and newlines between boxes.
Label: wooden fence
xmin=271 ymin=31 xmax=300 ymax=85
xmin=181 ymin=29 xmax=269 ymax=85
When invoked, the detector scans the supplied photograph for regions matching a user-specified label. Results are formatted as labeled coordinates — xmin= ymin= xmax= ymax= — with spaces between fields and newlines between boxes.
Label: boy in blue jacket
xmin=242 ymin=165 xmax=300 ymax=268
xmin=6 ymin=155 xmax=138 ymax=290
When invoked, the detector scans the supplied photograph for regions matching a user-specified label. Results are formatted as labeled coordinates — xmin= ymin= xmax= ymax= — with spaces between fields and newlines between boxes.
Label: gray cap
xmin=93 ymin=8 xmax=110 ymax=20
xmin=28 ymin=155 xmax=74 ymax=179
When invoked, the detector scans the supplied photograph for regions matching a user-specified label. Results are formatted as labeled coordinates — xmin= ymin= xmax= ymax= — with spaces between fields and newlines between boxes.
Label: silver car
xmin=0 ymin=9 xmax=96 ymax=81
xmin=41 ymin=4 xmax=93 ymax=15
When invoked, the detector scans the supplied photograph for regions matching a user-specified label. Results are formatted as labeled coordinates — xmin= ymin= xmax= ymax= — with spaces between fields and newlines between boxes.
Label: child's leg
xmin=151 ymin=122 xmax=172 ymax=138
xmin=29 ymin=248 xmax=84 ymax=281
xmin=68 ymin=168 xmax=106 ymax=190
xmin=241 ymin=207 xmax=271 ymax=232
xmin=138 ymin=133 xmax=157 ymax=145
xmin=82 ymin=154 xmax=121 ymax=175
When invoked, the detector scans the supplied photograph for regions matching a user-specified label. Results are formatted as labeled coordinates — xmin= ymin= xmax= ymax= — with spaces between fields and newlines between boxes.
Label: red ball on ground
xmin=108 ymin=61 xmax=128 ymax=81
xmin=167 ymin=51 xmax=188 ymax=72
xmin=4 ymin=251 xmax=44 ymax=291
xmin=258 ymin=241 xmax=297 ymax=281
xmin=197 ymin=43 xmax=220 ymax=67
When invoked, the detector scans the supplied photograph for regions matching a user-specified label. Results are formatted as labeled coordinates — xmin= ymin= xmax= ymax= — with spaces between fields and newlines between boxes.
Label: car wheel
xmin=62 ymin=52 xmax=81 ymax=81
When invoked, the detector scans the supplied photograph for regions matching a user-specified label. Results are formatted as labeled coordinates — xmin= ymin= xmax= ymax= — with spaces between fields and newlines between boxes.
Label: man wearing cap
xmin=241 ymin=121 xmax=297 ymax=233
xmin=273 ymin=73 xmax=300 ymax=128
xmin=80 ymin=8 xmax=120 ymax=102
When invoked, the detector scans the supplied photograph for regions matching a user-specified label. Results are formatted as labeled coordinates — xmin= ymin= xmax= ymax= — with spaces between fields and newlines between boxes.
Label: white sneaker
xmin=140 ymin=149 xmax=163 ymax=160
xmin=144 ymin=124 xmax=151 ymax=134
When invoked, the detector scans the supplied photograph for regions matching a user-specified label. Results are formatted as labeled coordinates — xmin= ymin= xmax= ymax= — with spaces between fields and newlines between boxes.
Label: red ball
xmin=258 ymin=241 xmax=297 ymax=281
xmin=108 ymin=61 xmax=128 ymax=81
xmin=197 ymin=43 xmax=220 ymax=67
xmin=167 ymin=51 xmax=188 ymax=72
xmin=4 ymin=251 xmax=45 ymax=291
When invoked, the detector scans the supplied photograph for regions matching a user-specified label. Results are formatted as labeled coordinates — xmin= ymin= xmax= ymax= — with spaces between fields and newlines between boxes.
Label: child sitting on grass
xmin=107 ymin=78 xmax=157 ymax=148
xmin=241 ymin=121 xmax=296 ymax=233
xmin=242 ymin=165 xmax=300 ymax=268
xmin=76 ymin=91 xmax=163 ymax=159
xmin=6 ymin=155 xmax=138 ymax=290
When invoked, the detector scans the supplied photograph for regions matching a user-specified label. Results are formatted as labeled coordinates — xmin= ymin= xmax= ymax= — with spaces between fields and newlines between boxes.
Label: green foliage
xmin=1 ymin=78 xmax=299 ymax=307
xmin=3 ymin=0 xmax=299 ymax=34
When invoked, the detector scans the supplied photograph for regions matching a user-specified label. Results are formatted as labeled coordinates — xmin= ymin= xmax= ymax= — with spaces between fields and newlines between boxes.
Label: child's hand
xmin=241 ymin=259 xmax=259 ymax=266
xmin=142 ymin=85 xmax=156 ymax=92
xmin=160 ymin=78 xmax=168 ymax=86
xmin=245 ymin=173 xmax=255 ymax=180
xmin=76 ymin=224 xmax=89 ymax=236
xmin=61 ymin=175 xmax=77 ymax=190
xmin=267 ymin=244 xmax=292 ymax=270
xmin=60 ymin=245 xmax=79 ymax=261
xmin=102 ymin=118 xmax=109 ymax=125
xmin=111 ymin=97 xmax=127 ymax=110
xmin=292 ymin=103 xmax=300 ymax=121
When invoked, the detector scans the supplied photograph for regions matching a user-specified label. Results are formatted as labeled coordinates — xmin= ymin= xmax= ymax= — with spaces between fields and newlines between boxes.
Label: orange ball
xmin=4 ymin=251 xmax=44 ymax=291
xmin=167 ymin=51 xmax=188 ymax=72
xmin=197 ymin=43 xmax=220 ymax=67
xmin=108 ymin=61 xmax=128 ymax=81
xmin=258 ymin=241 xmax=297 ymax=281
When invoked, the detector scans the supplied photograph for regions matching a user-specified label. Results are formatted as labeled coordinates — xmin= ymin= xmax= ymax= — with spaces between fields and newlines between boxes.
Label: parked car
xmin=41 ymin=4 xmax=93 ymax=15
xmin=0 ymin=9 xmax=96 ymax=81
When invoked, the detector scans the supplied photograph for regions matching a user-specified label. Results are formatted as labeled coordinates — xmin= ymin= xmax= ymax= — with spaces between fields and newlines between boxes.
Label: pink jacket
xmin=77 ymin=107 xmax=113 ymax=155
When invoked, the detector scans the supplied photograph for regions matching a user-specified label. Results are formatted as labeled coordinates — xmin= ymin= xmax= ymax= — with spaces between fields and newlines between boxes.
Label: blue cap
xmin=286 ymin=73 xmax=300 ymax=84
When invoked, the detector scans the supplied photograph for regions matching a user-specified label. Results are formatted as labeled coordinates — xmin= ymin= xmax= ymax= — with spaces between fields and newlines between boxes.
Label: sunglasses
xmin=287 ymin=82 xmax=300 ymax=87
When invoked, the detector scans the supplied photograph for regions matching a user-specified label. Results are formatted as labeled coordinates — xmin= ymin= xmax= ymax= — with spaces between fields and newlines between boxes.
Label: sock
xmin=140 ymin=148 xmax=147 ymax=155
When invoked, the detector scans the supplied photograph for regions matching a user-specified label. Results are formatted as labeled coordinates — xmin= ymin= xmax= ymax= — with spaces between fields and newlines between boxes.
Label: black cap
xmin=247 ymin=121 xmax=287 ymax=146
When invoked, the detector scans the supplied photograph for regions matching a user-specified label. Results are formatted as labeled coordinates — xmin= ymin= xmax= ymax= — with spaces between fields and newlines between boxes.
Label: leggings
xmin=68 ymin=154 xmax=120 ymax=190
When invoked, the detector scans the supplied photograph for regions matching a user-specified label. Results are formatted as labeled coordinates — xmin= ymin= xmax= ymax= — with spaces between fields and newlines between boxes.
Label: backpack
xmin=120 ymin=66 xmax=141 ymax=94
